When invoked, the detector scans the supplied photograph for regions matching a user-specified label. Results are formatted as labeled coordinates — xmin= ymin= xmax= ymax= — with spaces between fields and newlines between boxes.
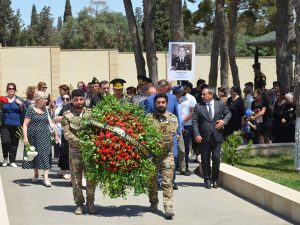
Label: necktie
xmin=180 ymin=58 xmax=183 ymax=63
xmin=208 ymin=103 xmax=213 ymax=121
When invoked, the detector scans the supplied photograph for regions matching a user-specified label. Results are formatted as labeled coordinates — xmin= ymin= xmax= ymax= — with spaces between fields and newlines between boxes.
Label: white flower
xmin=29 ymin=146 xmax=36 ymax=151
xmin=27 ymin=151 xmax=38 ymax=161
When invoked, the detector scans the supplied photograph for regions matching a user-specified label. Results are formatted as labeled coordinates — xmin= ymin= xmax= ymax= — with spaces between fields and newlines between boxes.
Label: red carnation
xmin=0 ymin=96 xmax=8 ymax=104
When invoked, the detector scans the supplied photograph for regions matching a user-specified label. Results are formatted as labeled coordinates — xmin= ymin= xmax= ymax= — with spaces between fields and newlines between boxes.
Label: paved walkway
xmin=0 ymin=148 xmax=291 ymax=225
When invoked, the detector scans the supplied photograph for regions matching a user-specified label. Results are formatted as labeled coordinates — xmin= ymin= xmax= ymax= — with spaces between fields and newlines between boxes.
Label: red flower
xmin=0 ymin=96 xmax=8 ymax=104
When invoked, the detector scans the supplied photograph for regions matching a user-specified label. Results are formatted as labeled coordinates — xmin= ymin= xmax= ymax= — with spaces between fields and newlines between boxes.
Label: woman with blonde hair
xmin=22 ymin=91 xmax=59 ymax=187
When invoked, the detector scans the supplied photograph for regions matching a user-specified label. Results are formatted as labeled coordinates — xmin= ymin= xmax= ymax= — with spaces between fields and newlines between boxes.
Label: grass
xmin=236 ymin=154 xmax=300 ymax=192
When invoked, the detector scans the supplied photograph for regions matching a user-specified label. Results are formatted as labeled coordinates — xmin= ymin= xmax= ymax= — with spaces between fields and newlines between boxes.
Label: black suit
xmin=193 ymin=100 xmax=231 ymax=180
xmin=172 ymin=56 xmax=191 ymax=70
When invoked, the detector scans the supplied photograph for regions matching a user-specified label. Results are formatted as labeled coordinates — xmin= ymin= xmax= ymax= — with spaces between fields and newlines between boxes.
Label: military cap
xmin=172 ymin=85 xmax=184 ymax=93
xmin=91 ymin=76 xmax=100 ymax=84
xmin=111 ymin=78 xmax=126 ymax=89
xmin=137 ymin=75 xmax=152 ymax=85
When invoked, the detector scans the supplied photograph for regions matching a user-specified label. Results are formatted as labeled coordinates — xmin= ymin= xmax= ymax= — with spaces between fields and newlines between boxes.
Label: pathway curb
xmin=0 ymin=174 xmax=9 ymax=225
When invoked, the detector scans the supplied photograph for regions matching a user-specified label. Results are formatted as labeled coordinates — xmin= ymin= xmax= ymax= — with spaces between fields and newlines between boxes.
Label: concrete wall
xmin=0 ymin=46 xmax=278 ymax=97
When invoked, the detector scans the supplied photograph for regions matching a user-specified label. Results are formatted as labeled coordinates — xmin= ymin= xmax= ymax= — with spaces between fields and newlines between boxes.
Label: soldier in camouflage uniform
xmin=131 ymin=75 xmax=152 ymax=105
xmin=147 ymin=93 xmax=178 ymax=220
xmin=61 ymin=89 xmax=96 ymax=215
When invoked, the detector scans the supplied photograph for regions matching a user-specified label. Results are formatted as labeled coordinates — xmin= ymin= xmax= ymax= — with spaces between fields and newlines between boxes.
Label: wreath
xmin=79 ymin=95 xmax=161 ymax=198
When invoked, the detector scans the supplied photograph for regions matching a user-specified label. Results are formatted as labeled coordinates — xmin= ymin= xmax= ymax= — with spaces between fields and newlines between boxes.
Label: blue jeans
xmin=183 ymin=125 xmax=192 ymax=170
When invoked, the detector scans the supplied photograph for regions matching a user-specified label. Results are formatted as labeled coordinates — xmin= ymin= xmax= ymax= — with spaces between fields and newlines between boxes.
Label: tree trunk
xmin=143 ymin=0 xmax=158 ymax=84
xmin=169 ymin=0 xmax=184 ymax=41
xmin=293 ymin=0 xmax=300 ymax=171
xmin=228 ymin=0 xmax=240 ymax=89
xmin=218 ymin=0 xmax=229 ymax=88
xmin=208 ymin=15 xmax=220 ymax=88
xmin=276 ymin=0 xmax=292 ymax=90
xmin=123 ymin=0 xmax=146 ymax=77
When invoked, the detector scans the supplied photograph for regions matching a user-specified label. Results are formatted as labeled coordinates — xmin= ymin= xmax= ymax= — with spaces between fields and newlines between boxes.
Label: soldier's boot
xmin=149 ymin=201 xmax=158 ymax=212
xmin=74 ymin=205 xmax=84 ymax=215
xmin=87 ymin=201 xmax=96 ymax=214
xmin=164 ymin=206 xmax=174 ymax=220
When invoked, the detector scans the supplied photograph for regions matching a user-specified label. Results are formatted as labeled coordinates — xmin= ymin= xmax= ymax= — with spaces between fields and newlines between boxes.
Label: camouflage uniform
xmin=61 ymin=107 xmax=96 ymax=209
xmin=254 ymin=71 xmax=266 ymax=90
xmin=131 ymin=93 xmax=147 ymax=105
xmin=147 ymin=111 xmax=178 ymax=215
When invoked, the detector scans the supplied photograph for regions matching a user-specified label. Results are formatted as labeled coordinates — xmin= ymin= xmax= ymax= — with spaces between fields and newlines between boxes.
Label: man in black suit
xmin=171 ymin=46 xmax=191 ymax=70
xmin=193 ymin=88 xmax=231 ymax=189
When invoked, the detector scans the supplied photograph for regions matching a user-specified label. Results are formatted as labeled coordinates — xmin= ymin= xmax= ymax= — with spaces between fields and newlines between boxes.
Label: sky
xmin=11 ymin=0 xmax=199 ymax=26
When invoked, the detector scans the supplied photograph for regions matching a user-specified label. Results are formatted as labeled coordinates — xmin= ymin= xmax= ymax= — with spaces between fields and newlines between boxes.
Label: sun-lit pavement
xmin=0 ymin=147 xmax=292 ymax=225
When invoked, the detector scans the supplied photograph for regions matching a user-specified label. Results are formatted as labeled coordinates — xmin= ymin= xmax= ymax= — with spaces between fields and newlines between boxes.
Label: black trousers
xmin=0 ymin=125 xmax=20 ymax=163
xmin=199 ymin=134 xmax=221 ymax=181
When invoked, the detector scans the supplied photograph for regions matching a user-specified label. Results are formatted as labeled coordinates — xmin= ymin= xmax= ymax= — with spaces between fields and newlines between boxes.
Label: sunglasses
xmin=63 ymin=97 xmax=70 ymax=101
xmin=7 ymin=87 xmax=16 ymax=91
xmin=42 ymin=86 xmax=48 ymax=89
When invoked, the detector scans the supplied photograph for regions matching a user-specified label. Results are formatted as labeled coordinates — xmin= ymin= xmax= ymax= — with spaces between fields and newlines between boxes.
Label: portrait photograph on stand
xmin=168 ymin=42 xmax=195 ymax=81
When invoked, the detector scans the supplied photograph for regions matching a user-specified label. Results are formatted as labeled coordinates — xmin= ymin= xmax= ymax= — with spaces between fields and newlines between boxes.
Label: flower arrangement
xmin=79 ymin=95 xmax=162 ymax=198
xmin=16 ymin=127 xmax=38 ymax=161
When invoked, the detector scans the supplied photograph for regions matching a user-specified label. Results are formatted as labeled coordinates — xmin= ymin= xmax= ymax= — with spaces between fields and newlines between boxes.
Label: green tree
xmin=63 ymin=0 xmax=72 ymax=23
xmin=0 ymin=0 xmax=13 ymax=46
xmin=8 ymin=9 xmax=23 ymax=46
xmin=29 ymin=4 xmax=39 ymax=45
xmin=37 ymin=6 xmax=55 ymax=46
xmin=57 ymin=16 xmax=63 ymax=31
xmin=153 ymin=0 xmax=171 ymax=51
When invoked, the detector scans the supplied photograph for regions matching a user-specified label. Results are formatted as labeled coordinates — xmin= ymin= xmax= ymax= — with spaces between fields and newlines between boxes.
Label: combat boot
xmin=87 ymin=201 xmax=96 ymax=214
xmin=149 ymin=201 xmax=158 ymax=212
xmin=164 ymin=206 xmax=174 ymax=220
xmin=74 ymin=205 xmax=84 ymax=215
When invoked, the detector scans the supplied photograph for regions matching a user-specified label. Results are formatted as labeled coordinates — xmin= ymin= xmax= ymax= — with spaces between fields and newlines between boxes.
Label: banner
xmin=167 ymin=42 xmax=196 ymax=80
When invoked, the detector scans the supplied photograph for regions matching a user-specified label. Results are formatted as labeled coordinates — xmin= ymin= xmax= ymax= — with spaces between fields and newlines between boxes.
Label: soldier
xmin=110 ymin=78 xmax=130 ymax=103
xmin=89 ymin=77 xmax=102 ymax=108
xmin=147 ymin=93 xmax=178 ymax=220
xmin=171 ymin=46 xmax=191 ymax=71
xmin=61 ymin=89 xmax=96 ymax=215
xmin=132 ymin=75 xmax=152 ymax=104
xmin=253 ymin=63 xmax=266 ymax=90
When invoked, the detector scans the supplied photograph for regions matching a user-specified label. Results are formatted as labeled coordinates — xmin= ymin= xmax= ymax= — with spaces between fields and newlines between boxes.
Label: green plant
xmin=222 ymin=131 xmax=252 ymax=166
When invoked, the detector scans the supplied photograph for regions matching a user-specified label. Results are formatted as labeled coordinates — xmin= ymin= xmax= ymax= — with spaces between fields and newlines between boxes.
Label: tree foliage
xmin=0 ymin=0 xmax=13 ymax=46
xmin=63 ymin=0 xmax=72 ymax=23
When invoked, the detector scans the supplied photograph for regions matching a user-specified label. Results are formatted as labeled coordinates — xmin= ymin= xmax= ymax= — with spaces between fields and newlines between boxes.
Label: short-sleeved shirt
xmin=251 ymin=100 xmax=270 ymax=124
xmin=179 ymin=93 xmax=197 ymax=126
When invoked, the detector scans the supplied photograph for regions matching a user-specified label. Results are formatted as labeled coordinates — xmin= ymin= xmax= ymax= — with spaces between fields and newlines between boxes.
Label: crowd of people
xmin=0 ymin=69 xmax=296 ymax=218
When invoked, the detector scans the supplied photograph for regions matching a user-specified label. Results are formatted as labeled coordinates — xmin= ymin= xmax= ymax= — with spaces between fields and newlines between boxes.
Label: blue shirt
xmin=2 ymin=101 xmax=22 ymax=126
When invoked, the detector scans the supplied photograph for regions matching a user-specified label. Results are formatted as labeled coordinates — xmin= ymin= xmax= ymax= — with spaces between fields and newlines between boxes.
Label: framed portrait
xmin=167 ymin=42 xmax=195 ymax=80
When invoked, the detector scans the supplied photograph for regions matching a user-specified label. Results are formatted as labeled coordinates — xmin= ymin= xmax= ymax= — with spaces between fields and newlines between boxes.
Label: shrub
xmin=222 ymin=131 xmax=252 ymax=166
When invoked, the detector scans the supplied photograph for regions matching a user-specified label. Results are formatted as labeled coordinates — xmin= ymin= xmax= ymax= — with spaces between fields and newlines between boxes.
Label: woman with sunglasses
xmin=55 ymin=94 xmax=72 ymax=180
xmin=1 ymin=83 xmax=24 ymax=167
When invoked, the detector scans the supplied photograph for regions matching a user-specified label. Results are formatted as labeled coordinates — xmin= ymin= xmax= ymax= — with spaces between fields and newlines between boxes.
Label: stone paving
xmin=0 ymin=148 xmax=292 ymax=225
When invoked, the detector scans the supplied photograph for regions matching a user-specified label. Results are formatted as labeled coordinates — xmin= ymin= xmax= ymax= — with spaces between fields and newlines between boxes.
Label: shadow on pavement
xmin=12 ymin=178 xmax=36 ymax=187
xmin=177 ymin=181 xmax=205 ymax=188
xmin=44 ymin=204 xmax=165 ymax=218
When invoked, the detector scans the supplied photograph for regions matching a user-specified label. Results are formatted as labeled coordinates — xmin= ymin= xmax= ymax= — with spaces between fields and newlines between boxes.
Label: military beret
xmin=137 ymin=75 xmax=152 ymax=85
xmin=91 ymin=76 xmax=99 ymax=84
xmin=110 ymin=78 xmax=126 ymax=89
